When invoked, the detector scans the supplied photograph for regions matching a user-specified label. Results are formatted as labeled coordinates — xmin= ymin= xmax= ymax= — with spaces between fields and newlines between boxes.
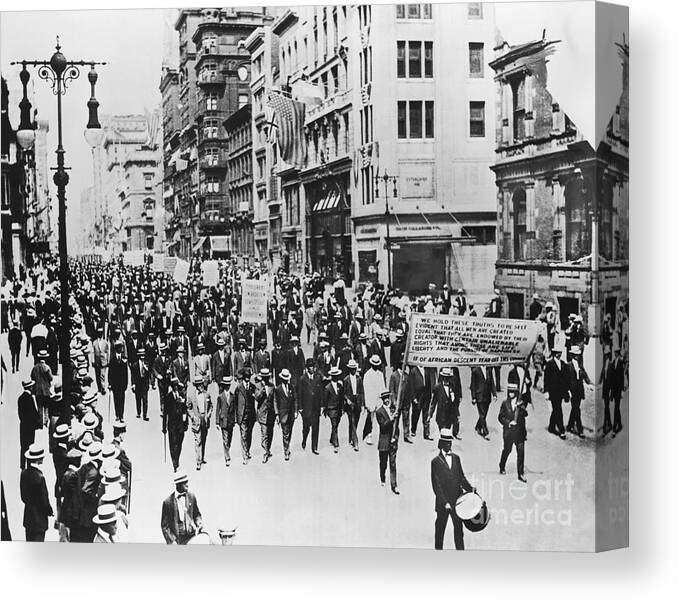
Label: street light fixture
xmin=11 ymin=37 xmax=106 ymax=415
xmin=374 ymin=171 xmax=398 ymax=290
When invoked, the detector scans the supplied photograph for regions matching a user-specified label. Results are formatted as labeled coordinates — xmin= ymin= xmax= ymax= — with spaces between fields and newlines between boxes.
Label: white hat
xmin=173 ymin=471 xmax=189 ymax=485
xmin=25 ymin=443 xmax=45 ymax=462
xmin=92 ymin=504 xmax=118 ymax=525
xmin=369 ymin=355 xmax=382 ymax=367
xmin=279 ymin=369 xmax=291 ymax=382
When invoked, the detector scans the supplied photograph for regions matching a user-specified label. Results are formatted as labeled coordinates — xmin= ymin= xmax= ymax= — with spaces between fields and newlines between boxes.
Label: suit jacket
xmin=76 ymin=461 xmax=101 ymax=528
xmin=30 ymin=362 xmax=53 ymax=396
xmin=193 ymin=354 xmax=212 ymax=382
xmin=20 ymin=465 xmax=53 ymax=531
xmin=211 ymin=349 xmax=231 ymax=383
xmin=498 ymin=397 xmax=528 ymax=442
xmin=342 ymin=374 xmax=364 ymax=411
xmin=161 ymin=491 xmax=201 ymax=544
xmin=255 ymin=383 xmax=276 ymax=424
xmin=286 ymin=348 xmax=305 ymax=386
xmin=544 ymin=359 xmax=570 ymax=401
xmin=253 ymin=350 xmax=271 ymax=374
xmin=429 ymin=382 xmax=457 ymax=425
xmin=234 ymin=382 xmax=256 ymax=425
xmin=470 ymin=367 xmax=496 ymax=404
xmin=215 ymin=389 xmax=235 ymax=428
xmin=274 ymin=383 xmax=297 ymax=424
xmin=18 ymin=391 xmax=41 ymax=438
xmin=152 ymin=354 xmax=171 ymax=391
xmin=605 ymin=357 xmax=625 ymax=399
xmin=171 ymin=357 xmax=190 ymax=386
xmin=186 ymin=386 xmax=213 ymax=430
xmin=108 ymin=356 xmax=128 ymax=392
xmin=131 ymin=360 xmax=151 ymax=393
xmin=232 ymin=350 xmax=252 ymax=376
xmin=567 ymin=362 xmax=591 ymax=402
xmin=299 ymin=372 xmax=324 ymax=417
xmin=322 ymin=381 xmax=344 ymax=419
xmin=92 ymin=338 xmax=110 ymax=368
xmin=58 ymin=466 xmax=80 ymax=527
xmin=430 ymin=452 xmax=472 ymax=512
xmin=375 ymin=405 xmax=398 ymax=451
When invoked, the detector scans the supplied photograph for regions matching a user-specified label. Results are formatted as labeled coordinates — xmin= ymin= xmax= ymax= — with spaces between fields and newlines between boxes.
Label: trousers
xmin=379 ymin=447 xmax=397 ymax=489
xmin=219 ymin=423 xmax=234 ymax=463
xmin=329 ymin=414 xmax=340 ymax=448
xmin=193 ymin=417 xmax=208 ymax=465
xmin=168 ymin=426 xmax=184 ymax=471
xmin=94 ymin=365 xmax=108 ymax=394
xmin=567 ymin=398 xmax=583 ymax=434
xmin=301 ymin=413 xmax=320 ymax=452
xmin=259 ymin=420 xmax=275 ymax=455
xmin=112 ymin=388 xmax=126 ymax=421
xmin=345 ymin=404 xmax=360 ymax=448
xmin=434 ymin=508 xmax=464 ymax=550
xmin=548 ymin=398 xmax=565 ymax=434
xmin=239 ymin=420 xmax=253 ymax=460
xmin=475 ymin=402 xmax=490 ymax=436
xmin=281 ymin=419 xmax=294 ymax=453
xmin=25 ymin=528 xmax=46 ymax=542
xmin=500 ymin=436 xmax=525 ymax=476
xmin=135 ymin=389 xmax=149 ymax=419
xmin=411 ymin=398 xmax=431 ymax=438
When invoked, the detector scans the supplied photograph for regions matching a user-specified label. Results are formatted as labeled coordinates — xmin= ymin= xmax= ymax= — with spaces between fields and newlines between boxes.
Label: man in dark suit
xmin=254 ymin=369 xmax=276 ymax=463
xmin=543 ymin=345 xmax=570 ymax=439
xmin=253 ymin=339 xmax=271 ymax=375
xmin=235 ymin=368 xmax=256 ymax=464
xmin=20 ymin=444 xmax=53 ymax=541
xmin=211 ymin=338 xmax=231 ymax=384
xmin=323 ymin=367 xmax=344 ymax=453
xmin=171 ymin=346 xmax=190 ymax=389
xmin=428 ymin=368 xmax=459 ymax=436
xmin=153 ymin=342 xmax=172 ymax=418
xmin=18 ymin=378 xmax=42 ymax=470
xmin=566 ymin=347 xmax=590 ymax=437
xmin=130 ymin=347 xmax=151 ymax=421
xmin=299 ymin=358 xmax=323 ymax=454
xmin=286 ymin=335 xmax=305 ymax=395
xmin=30 ymin=349 xmax=52 ymax=426
xmin=215 ymin=376 xmax=235 ymax=466
xmin=108 ymin=342 xmax=129 ymax=422
xmin=609 ymin=345 xmax=625 ymax=436
xmin=470 ymin=366 xmax=496 ymax=439
xmin=72 ymin=442 xmax=103 ymax=543
xmin=342 ymin=359 xmax=364 ymax=451
xmin=186 ymin=375 xmax=213 ymax=470
xmin=161 ymin=472 xmax=202 ymax=545
xmin=498 ymin=383 xmax=528 ymax=482
xmin=165 ymin=378 xmax=188 ymax=472
xmin=376 ymin=391 xmax=399 ymax=494
xmin=274 ymin=368 xmax=297 ymax=461
xmin=431 ymin=429 xmax=475 ymax=550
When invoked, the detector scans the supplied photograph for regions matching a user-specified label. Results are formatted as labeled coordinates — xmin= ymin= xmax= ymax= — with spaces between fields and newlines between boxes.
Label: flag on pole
xmin=266 ymin=91 xmax=308 ymax=169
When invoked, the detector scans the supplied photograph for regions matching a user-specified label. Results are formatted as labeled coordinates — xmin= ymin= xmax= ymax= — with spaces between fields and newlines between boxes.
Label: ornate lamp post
xmin=374 ymin=171 xmax=398 ymax=289
xmin=12 ymin=38 xmax=106 ymax=411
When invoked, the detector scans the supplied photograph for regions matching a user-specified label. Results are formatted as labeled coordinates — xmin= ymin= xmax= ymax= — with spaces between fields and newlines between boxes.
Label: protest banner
xmin=152 ymin=253 xmax=165 ymax=273
xmin=241 ymin=277 xmax=268 ymax=324
xmin=201 ymin=260 xmax=219 ymax=287
xmin=404 ymin=313 xmax=540 ymax=368
xmin=173 ymin=258 xmax=190 ymax=285
xmin=122 ymin=250 xmax=145 ymax=266
xmin=163 ymin=256 xmax=178 ymax=276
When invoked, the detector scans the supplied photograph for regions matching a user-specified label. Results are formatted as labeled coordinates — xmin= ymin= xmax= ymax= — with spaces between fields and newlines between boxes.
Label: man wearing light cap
xmin=92 ymin=504 xmax=119 ymax=543
xmin=342 ymin=359 xmax=363 ymax=451
xmin=216 ymin=376 xmax=236 ymax=466
xmin=187 ymin=375 xmax=213 ymax=470
xmin=131 ymin=346 xmax=151 ymax=421
xmin=20 ymin=443 xmax=53 ymax=541
xmin=72 ymin=441 xmax=103 ymax=542
xmin=171 ymin=345 xmax=190 ymax=389
xmin=161 ymin=472 xmax=203 ymax=545
xmin=566 ymin=346 xmax=590 ymax=438
xmin=255 ymin=368 xmax=276 ymax=463
xmin=275 ymin=368 xmax=297 ymax=461
xmin=362 ymin=355 xmax=386 ymax=444
xmin=18 ymin=378 xmax=41 ymax=470
xmin=108 ymin=341 xmax=129 ymax=422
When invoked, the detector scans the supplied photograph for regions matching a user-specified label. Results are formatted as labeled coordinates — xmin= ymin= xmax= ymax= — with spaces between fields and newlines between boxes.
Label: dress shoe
xmin=391 ymin=487 xmax=400 ymax=495
xmin=312 ymin=450 xmax=319 ymax=455
xmin=454 ymin=435 xmax=462 ymax=440
xmin=499 ymin=468 xmax=506 ymax=475
xmin=380 ymin=481 xmax=385 ymax=487
xmin=334 ymin=447 xmax=339 ymax=454
xmin=196 ymin=464 xmax=201 ymax=471
xmin=424 ymin=435 xmax=433 ymax=441
xmin=243 ymin=458 xmax=248 ymax=465
xmin=559 ymin=434 xmax=566 ymax=440
xmin=285 ymin=452 xmax=290 ymax=461
xmin=518 ymin=475 xmax=527 ymax=483
xmin=225 ymin=460 xmax=230 ymax=467
xmin=143 ymin=417 xmax=149 ymax=421
xmin=353 ymin=446 xmax=359 ymax=452
xmin=202 ymin=458 xmax=207 ymax=465
xmin=404 ymin=438 xmax=413 ymax=444
xmin=301 ymin=443 xmax=306 ymax=450
xmin=136 ymin=414 xmax=141 ymax=419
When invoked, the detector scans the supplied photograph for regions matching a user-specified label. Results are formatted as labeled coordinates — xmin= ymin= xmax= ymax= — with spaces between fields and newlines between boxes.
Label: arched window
xmin=565 ymin=176 xmax=590 ymax=260
xmin=512 ymin=187 xmax=527 ymax=260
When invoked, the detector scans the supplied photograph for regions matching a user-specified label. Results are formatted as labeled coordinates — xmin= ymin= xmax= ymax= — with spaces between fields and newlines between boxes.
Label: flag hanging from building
xmin=266 ymin=91 xmax=308 ymax=170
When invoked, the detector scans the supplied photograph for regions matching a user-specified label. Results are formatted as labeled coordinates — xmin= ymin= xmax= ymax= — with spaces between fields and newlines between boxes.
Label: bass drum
xmin=455 ymin=492 xmax=491 ymax=532
xmin=186 ymin=531 xmax=212 ymax=545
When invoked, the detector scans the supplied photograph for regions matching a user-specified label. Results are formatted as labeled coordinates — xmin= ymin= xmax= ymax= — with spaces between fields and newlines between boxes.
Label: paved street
xmin=0 ymin=332 xmax=628 ymax=550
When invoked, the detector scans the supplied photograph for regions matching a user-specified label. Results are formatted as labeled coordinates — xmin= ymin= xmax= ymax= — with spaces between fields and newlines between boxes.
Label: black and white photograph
xmin=0 ymin=1 xmax=629 ymax=555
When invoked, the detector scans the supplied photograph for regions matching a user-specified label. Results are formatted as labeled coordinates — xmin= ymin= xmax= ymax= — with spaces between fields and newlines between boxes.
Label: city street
xmin=0 ymin=331 xmax=628 ymax=551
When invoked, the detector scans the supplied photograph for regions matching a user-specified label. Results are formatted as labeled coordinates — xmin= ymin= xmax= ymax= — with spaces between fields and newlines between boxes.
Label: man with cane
xmin=165 ymin=377 xmax=188 ymax=472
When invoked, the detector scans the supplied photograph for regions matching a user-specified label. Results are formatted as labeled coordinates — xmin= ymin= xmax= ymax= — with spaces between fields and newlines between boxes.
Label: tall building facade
xmin=489 ymin=36 xmax=629 ymax=328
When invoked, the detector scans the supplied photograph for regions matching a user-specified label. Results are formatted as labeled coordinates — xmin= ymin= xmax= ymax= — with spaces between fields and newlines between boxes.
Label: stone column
xmin=524 ymin=73 xmax=534 ymax=139
xmin=501 ymin=82 xmax=511 ymax=144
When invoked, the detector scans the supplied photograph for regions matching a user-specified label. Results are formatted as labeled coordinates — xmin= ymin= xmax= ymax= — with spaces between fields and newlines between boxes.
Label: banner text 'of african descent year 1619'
xmin=405 ymin=313 xmax=541 ymax=368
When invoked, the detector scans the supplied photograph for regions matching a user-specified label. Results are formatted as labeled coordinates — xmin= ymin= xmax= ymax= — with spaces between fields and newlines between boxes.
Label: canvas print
xmin=0 ymin=2 xmax=628 ymax=551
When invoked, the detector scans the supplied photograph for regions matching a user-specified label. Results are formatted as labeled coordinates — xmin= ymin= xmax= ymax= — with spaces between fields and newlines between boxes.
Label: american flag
xmin=266 ymin=91 xmax=307 ymax=169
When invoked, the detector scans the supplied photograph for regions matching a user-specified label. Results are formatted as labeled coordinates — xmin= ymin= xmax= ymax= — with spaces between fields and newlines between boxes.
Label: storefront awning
xmin=192 ymin=236 xmax=207 ymax=253
xmin=210 ymin=235 xmax=231 ymax=253
xmin=313 ymin=191 xmax=340 ymax=212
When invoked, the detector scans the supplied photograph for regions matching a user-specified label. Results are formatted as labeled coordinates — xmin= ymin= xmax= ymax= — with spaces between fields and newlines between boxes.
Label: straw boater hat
xmin=53 ymin=423 xmax=71 ymax=441
xmin=438 ymin=428 xmax=454 ymax=444
xmin=83 ymin=392 xmax=98 ymax=406
xmin=220 ymin=376 xmax=233 ymax=387
xmin=279 ymin=368 xmax=291 ymax=382
xmin=37 ymin=349 xmax=49 ymax=360
xmin=82 ymin=413 xmax=100 ymax=431
xmin=173 ymin=471 xmax=189 ymax=486
xmin=329 ymin=367 xmax=342 ymax=377
xmin=177 ymin=345 xmax=185 ymax=353
xmin=552 ymin=344 xmax=566 ymax=354
xmin=25 ymin=443 xmax=45 ymax=462
xmin=380 ymin=390 xmax=390 ymax=400
xmin=92 ymin=504 xmax=118 ymax=525
xmin=101 ymin=444 xmax=120 ymax=461
xmin=100 ymin=484 xmax=126 ymax=504
xmin=507 ymin=382 xmax=519 ymax=392
xmin=347 ymin=359 xmax=358 ymax=370
xmin=22 ymin=378 xmax=34 ymax=389
xmin=102 ymin=467 xmax=124 ymax=486
xmin=88 ymin=441 xmax=103 ymax=460
xmin=570 ymin=346 xmax=582 ymax=356
xmin=194 ymin=375 xmax=204 ymax=385
xmin=79 ymin=433 xmax=94 ymax=452
xmin=259 ymin=368 xmax=271 ymax=378
xmin=369 ymin=355 xmax=382 ymax=367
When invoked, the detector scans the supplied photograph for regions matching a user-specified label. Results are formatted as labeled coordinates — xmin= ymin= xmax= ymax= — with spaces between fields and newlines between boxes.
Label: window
xmin=238 ymin=93 xmax=248 ymax=109
xmin=464 ymin=225 xmax=496 ymax=245
xmin=513 ymin=188 xmax=527 ymax=260
xmin=424 ymin=42 xmax=433 ymax=77
xmin=409 ymin=101 xmax=422 ymax=138
xmin=398 ymin=100 xmax=434 ymax=139
xmin=204 ymin=92 xmax=218 ymax=110
xmin=408 ymin=41 xmax=422 ymax=78
xmin=397 ymin=40 xmax=432 ymax=78
xmin=205 ymin=176 xmax=220 ymax=194
xmin=397 ymin=101 xmax=407 ymax=139
xmin=396 ymin=4 xmax=406 ymax=18
xmin=397 ymin=4 xmax=431 ymax=19
xmin=469 ymin=43 xmax=484 ymax=78
xmin=425 ymin=101 xmax=435 ymax=138
xmin=565 ymin=177 xmax=590 ymax=260
xmin=204 ymin=119 xmax=219 ymax=139
xmin=511 ymin=77 xmax=525 ymax=141
xmin=423 ymin=3 xmax=432 ymax=18
xmin=144 ymin=173 xmax=153 ymax=190
xmin=397 ymin=41 xmax=406 ymax=78
xmin=468 ymin=2 xmax=483 ymax=19
xmin=408 ymin=4 xmax=421 ymax=18
xmin=470 ymin=101 xmax=485 ymax=137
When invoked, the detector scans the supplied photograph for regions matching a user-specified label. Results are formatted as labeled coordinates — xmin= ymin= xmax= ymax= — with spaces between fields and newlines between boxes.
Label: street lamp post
xmin=12 ymin=38 xmax=105 ymax=412
xmin=373 ymin=171 xmax=398 ymax=290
